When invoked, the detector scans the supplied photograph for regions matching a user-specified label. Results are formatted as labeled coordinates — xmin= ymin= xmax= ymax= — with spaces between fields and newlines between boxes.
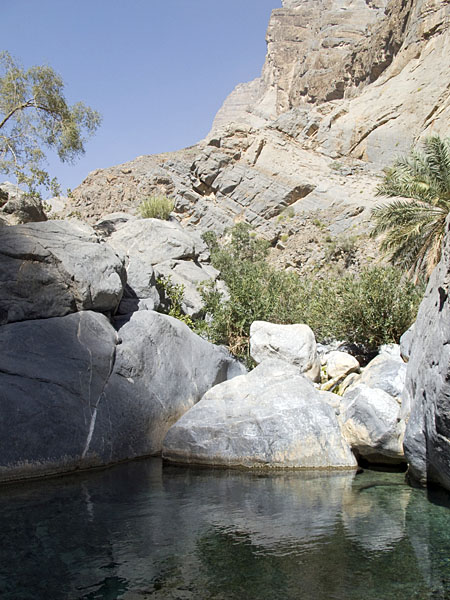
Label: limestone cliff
xmin=67 ymin=0 xmax=450 ymax=276
xmin=212 ymin=0 xmax=449 ymax=163
xmin=211 ymin=0 xmax=389 ymax=130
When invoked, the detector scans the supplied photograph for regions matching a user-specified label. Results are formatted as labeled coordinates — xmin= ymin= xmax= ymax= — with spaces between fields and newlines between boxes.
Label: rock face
xmin=250 ymin=320 xmax=321 ymax=381
xmin=212 ymin=0 xmax=449 ymax=165
xmin=254 ymin=0 xmax=388 ymax=118
xmin=0 ymin=220 xmax=126 ymax=325
xmin=402 ymin=218 xmax=450 ymax=491
xmin=0 ymin=309 xmax=244 ymax=483
xmin=163 ymin=359 xmax=357 ymax=469
xmin=0 ymin=311 xmax=118 ymax=481
xmin=315 ymin=0 xmax=450 ymax=164
xmin=211 ymin=0 xmax=389 ymax=129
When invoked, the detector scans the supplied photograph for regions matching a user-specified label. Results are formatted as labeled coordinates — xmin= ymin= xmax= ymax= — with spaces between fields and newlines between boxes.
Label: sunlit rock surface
xmin=163 ymin=359 xmax=357 ymax=469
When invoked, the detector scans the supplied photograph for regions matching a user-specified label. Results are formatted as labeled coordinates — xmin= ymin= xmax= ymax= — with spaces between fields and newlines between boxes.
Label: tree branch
xmin=0 ymin=100 xmax=34 ymax=130
xmin=0 ymin=98 xmax=65 ymax=131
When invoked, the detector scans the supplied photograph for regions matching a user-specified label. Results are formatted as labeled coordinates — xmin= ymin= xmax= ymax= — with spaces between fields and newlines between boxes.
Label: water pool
xmin=0 ymin=459 xmax=449 ymax=599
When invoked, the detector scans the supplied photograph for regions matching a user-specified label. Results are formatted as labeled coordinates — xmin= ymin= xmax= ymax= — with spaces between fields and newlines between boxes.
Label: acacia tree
xmin=0 ymin=51 xmax=101 ymax=196
xmin=371 ymin=135 xmax=450 ymax=280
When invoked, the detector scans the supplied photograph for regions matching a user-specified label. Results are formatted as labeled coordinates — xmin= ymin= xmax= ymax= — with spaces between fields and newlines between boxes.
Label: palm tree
xmin=371 ymin=135 xmax=450 ymax=280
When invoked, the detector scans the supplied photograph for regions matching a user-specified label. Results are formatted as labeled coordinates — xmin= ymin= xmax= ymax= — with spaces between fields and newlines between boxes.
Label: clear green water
xmin=0 ymin=459 xmax=449 ymax=599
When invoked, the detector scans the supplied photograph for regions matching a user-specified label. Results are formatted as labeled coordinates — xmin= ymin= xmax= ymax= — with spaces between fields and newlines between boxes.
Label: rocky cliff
xmin=66 ymin=0 xmax=449 ymax=277
xmin=212 ymin=0 xmax=389 ymax=129
xmin=402 ymin=216 xmax=450 ymax=491
xmin=212 ymin=0 xmax=449 ymax=165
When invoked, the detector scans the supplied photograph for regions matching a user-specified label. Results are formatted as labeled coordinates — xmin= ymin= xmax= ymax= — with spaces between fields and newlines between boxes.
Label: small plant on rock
xmin=139 ymin=195 xmax=174 ymax=220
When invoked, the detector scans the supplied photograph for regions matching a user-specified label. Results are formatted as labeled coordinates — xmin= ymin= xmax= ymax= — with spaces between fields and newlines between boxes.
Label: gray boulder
xmin=340 ymin=384 xmax=405 ymax=464
xmin=325 ymin=350 xmax=360 ymax=380
xmin=402 ymin=222 xmax=450 ymax=490
xmin=250 ymin=320 xmax=321 ymax=381
xmin=103 ymin=310 xmax=246 ymax=456
xmin=354 ymin=353 xmax=406 ymax=400
xmin=108 ymin=218 xmax=210 ymax=316
xmin=163 ymin=359 xmax=357 ymax=469
xmin=0 ymin=182 xmax=47 ymax=225
xmin=0 ymin=309 xmax=244 ymax=482
xmin=108 ymin=218 xmax=205 ymax=265
xmin=0 ymin=220 xmax=126 ymax=324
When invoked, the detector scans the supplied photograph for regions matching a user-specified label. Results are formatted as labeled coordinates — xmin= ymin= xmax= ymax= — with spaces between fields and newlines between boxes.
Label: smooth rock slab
xmin=163 ymin=359 xmax=357 ymax=469
xmin=250 ymin=321 xmax=321 ymax=381
xmin=104 ymin=310 xmax=246 ymax=456
xmin=0 ymin=311 xmax=118 ymax=482
xmin=0 ymin=220 xmax=126 ymax=324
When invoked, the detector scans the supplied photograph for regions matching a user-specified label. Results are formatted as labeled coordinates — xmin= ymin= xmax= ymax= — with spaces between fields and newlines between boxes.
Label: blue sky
xmin=2 ymin=0 xmax=280 ymax=195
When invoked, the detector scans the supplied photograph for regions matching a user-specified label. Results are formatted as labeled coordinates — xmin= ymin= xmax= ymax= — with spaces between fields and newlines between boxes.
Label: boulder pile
xmin=0 ymin=217 xmax=244 ymax=483
xmin=163 ymin=320 xmax=409 ymax=470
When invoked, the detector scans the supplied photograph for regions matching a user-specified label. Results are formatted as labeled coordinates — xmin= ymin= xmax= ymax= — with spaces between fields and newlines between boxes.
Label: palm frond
xmin=422 ymin=136 xmax=450 ymax=197
xmin=372 ymin=135 xmax=450 ymax=279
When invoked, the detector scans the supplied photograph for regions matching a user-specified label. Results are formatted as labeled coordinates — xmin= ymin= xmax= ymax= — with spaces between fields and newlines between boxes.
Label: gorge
xmin=0 ymin=0 xmax=450 ymax=597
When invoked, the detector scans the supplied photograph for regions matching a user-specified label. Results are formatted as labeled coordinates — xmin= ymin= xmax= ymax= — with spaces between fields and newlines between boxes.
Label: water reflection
xmin=0 ymin=459 xmax=448 ymax=600
xmin=161 ymin=466 xmax=356 ymax=553
xmin=342 ymin=481 xmax=411 ymax=552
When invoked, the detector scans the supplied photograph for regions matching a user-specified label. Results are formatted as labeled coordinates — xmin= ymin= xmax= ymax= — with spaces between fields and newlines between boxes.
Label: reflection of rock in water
xmin=1 ymin=460 xmax=449 ymax=600
xmin=342 ymin=481 xmax=411 ymax=552
xmin=162 ymin=467 xmax=356 ymax=552
xmin=405 ymin=488 xmax=450 ymax=598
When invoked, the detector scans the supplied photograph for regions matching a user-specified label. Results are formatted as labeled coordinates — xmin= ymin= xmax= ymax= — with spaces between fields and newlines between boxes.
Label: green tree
xmin=371 ymin=135 xmax=450 ymax=280
xmin=0 ymin=51 xmax=101 ymax=196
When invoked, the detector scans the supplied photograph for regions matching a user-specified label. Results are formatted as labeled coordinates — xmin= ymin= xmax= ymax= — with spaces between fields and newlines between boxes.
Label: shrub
xmin=302 ymin=267 xmax=424 ymax=349
xmin=156 ymin=275 xmax=194 ymax=328
xmin=200 ymin=225 xmax=424 ymax=362
xmin=139 ymin=195 xmax=174 ymax=220
xmin=323 ymin=235 xmax=357 ymax=265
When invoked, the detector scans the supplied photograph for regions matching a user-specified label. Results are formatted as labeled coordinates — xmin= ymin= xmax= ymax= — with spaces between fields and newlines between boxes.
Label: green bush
xmin=297 ymin=267 xmax=424 ymax=349
xmin=139 ymin=195 xmax=174 ymax=220
xmin=200 ymin=225 xmax=424 ymax=363
xmin=156 ymin=275 xmax=194 ymax=328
